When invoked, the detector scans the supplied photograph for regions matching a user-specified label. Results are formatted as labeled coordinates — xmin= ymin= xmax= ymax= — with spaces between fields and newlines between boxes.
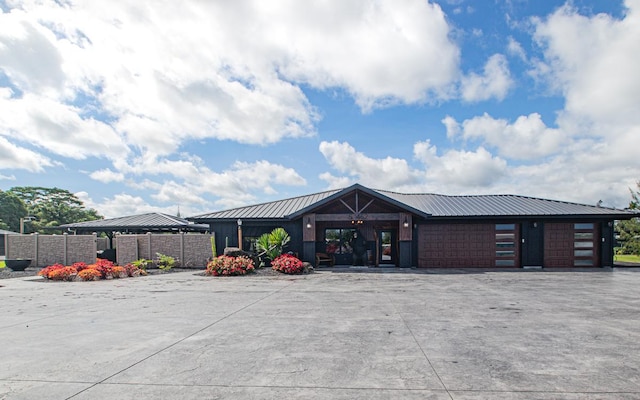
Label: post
xmin=92 ymin=232 xmax=98 ymax=263
xmin=63 ymin=233 xmax=68 ymax=265
xmin=179 ymin=232 xmax=185 ymax=267
xmin=237 ymin=219 xmax=243 ymax=250
xmin=34 ymin=233 xmax=39 ymax=268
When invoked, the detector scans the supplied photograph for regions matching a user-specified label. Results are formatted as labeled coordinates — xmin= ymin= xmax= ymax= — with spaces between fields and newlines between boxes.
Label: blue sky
xmin=1 ymin=0 xmax=638 ymax=218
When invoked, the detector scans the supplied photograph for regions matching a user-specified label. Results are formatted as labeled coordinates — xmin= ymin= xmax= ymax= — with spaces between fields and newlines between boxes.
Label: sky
xmin=1 ymin=0 xmax=639 ymax=219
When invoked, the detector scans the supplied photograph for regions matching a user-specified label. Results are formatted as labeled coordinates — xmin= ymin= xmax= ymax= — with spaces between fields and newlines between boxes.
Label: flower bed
xmin=38 ymin=259 xmax=147 ymax=281
xmin=271 ymin=254 xmax=304 ymax=274
xmin=205 ymin=255 xmax=255 ymax=276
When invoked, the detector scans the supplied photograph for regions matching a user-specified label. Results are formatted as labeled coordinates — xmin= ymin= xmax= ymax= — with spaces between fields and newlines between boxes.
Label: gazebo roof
xmin=57 ymin=212 xmax=210 ymax=233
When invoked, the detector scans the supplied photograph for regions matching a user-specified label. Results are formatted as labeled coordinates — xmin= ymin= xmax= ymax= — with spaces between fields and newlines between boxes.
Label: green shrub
xmin=155 ymin=253 xmax=176 ymax=270
xmin=131 ymin=258 xmax=151 ymax=270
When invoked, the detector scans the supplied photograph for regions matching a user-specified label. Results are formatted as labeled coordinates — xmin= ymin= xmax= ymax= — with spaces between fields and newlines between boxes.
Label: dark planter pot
xmin=5 ymin=259 xmax=32 ymax=271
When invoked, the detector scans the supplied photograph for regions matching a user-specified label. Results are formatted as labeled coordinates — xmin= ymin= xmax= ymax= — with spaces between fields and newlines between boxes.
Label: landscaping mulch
xmin=0 ymin=267 xmax=196 ymax=280
xmin=0 ymin=266 xmax=304 ymax=280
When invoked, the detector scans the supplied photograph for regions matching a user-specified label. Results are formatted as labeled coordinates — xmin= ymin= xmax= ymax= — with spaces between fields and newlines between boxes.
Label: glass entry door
xmin=378 ymin=230 xmax=396 ymax=266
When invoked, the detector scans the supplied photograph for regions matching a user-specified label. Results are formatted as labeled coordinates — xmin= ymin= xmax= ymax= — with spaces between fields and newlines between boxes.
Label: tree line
xmin=616 ymin=182 xmax=640 ymax=255
xmin=0 ymin=187 xmax=102 ymax=234
xmin=1 ymin=183 xmax=639 ymax=255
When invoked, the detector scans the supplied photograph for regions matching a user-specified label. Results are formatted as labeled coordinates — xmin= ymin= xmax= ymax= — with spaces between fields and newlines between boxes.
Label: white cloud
xmin=89 ymin=168 xmax=125 ymax=183
xmin=319 ymin=172 xmax=354 ymax=190
xmin=532 ymin=1 xmax=640 ymax=130
xmin=0 ymin=93 xmax=130 ymax=160
xmin=460 ymin=54 xmax=513 ymax=102
xmin=0 ymin=136 xmax=55 ymax=172
xmin=413 ymin=140 xmax=507 ymax=188
xmin=444 ymin=113 xmax=566 ymax=160
xmin=519 ymin=0 xmax=640 ymax=206
xmin=507 ymin=36 xmax=526 ymax=61
xmin=270 ymin=0 xmax=460 ymax=111
xmin=319 ymin=141 xmax=421 ymax=189
xmin=0 ymin=0 xmax=461 ymax=163
xmin=76 ymin=192 xmax=177 ymax=219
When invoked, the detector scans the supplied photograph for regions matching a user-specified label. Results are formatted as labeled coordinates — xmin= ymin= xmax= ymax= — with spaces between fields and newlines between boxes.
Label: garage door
xmin=418 ymin=223 xmax=520 ymax=268
xmin=544 ymin=222 xmax=599 ymax=267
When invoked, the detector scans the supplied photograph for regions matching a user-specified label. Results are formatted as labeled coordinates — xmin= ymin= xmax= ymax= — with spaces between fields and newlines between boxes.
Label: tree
xmin=7 ymin=187 xmax=102 ymax=233
xmin=0 ymin=189 xmax=28 ymax=232
xmin=615 ymin=182 xmax=640 ymax=255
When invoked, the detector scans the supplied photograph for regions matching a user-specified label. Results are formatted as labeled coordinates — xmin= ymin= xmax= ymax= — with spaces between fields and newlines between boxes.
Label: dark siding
xmin=398 ymin=241 xmax=412 ymax=267
xmin=601 ymin=221 xmax=614 ymax=268
xmin=210 ymin=220 xmax=303 ymax=258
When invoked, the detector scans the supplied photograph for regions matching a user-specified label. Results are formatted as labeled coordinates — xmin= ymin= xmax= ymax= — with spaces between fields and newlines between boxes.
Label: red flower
xmin=272 ymin=254 xmax=304 ymax=274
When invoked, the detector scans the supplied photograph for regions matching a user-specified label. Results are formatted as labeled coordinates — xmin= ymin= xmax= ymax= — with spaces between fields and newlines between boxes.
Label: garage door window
xmin=495 ymin=224 xmax=517 ymax=266
xmin=574 ymin=223 xmax=595 ymax=266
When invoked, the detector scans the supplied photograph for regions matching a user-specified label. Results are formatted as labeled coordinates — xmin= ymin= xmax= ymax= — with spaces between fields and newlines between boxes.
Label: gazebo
xmin=57 ymin=213 xmax=210 ymax=259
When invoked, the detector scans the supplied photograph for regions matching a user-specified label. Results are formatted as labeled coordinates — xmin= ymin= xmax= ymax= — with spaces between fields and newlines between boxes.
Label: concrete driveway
xmin=1 ymin=268 xmax=639 ymax=399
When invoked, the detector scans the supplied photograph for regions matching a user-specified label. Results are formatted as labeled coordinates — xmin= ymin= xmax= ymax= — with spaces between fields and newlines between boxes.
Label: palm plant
xmin=256 ymin=227 xmax=291 ymax=261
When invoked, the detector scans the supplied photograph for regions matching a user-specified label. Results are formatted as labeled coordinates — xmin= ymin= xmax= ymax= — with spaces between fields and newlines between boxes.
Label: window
xmin=495 ymin=224 xmax=517 ymax=267
xmin=325 ymin=229 xmax=355 ymax=254
xmin=573 ymin=223 xmax=596 ymax=267
xmin=574 ymin=223 xmax=594 ymax=230
xmin=496 ymin=224 xmax=516 ymax=230
xmin=243 ymin=236 xmax=260 ymax=253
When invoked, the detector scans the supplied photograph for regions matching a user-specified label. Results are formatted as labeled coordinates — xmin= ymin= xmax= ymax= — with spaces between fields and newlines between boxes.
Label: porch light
xmin=237 ymin=219 xmax=242 ymax=226
xmin=403 ymin=217 xmax=409 ymax=228
xmin=306 ymin=218 xmax=312 ymax=229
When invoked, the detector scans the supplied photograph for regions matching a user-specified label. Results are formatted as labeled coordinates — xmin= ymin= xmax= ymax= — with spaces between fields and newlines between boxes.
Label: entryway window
xmin=324 ymin=229 xmax=355 ymax=254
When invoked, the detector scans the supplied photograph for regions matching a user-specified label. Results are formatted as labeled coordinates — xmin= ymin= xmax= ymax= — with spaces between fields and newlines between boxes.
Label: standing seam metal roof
xmin=57 ymin=212 xmax=210 ymax=230
xmin=189 ymin=186 xmax=634 ymax=220
xmin=190 ymin=189 xmax=342 ymax=220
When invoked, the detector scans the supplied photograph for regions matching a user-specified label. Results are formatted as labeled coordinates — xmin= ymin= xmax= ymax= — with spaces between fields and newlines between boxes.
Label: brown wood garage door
xmin=544 ymin=222 xmax=599 ymax=267
xmin=417 ymin=223 xmax=520 ymax=268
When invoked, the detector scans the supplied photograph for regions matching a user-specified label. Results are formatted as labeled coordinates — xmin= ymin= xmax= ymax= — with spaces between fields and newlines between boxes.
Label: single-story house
xmin=189 ymin=184 xmax=635 ymax=268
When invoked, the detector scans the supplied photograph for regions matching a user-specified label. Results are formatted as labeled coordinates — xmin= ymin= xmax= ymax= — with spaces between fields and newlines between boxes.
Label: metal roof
xmin=377 ymin=191 xmax=634 ymax=218
xmin=58 ymin=212 xmax=210 ymax=232
xmin=189 ymin=185 xmax=635 ymax=221
xmin=0 ymin=229 xmax=18 ymax=235
xmin=189 ymin=189 xmax=342 ymax=220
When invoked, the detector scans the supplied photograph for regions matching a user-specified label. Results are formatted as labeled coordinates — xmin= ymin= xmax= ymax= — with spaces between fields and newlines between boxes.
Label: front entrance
xmin=378 ymin=229 xmax=396 ymax=266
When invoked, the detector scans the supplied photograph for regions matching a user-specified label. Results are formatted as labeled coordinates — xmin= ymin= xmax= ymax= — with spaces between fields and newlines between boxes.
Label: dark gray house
xmin=189 ymin=184 xmax=635 ymax=268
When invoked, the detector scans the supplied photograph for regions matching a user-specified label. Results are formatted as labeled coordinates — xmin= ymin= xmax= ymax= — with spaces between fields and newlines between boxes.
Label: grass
xmin=614 ymin=254 xmax=640 ymax=264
